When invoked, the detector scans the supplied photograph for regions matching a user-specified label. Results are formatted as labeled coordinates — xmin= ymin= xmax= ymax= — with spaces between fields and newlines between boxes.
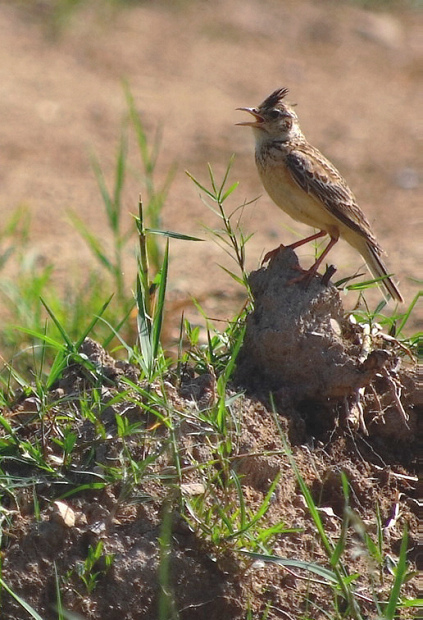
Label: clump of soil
xmin=236 ymin=248 xmax=416 ymax=452
xmin=0 ymin=255 xmax=417 ymax=619
xmin=237 ymin=248 xmax=391 ymax=400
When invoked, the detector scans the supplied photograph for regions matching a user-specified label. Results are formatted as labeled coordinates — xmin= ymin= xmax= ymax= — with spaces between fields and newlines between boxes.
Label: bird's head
xmin=237 ymin=87 xmax=301 ymax=142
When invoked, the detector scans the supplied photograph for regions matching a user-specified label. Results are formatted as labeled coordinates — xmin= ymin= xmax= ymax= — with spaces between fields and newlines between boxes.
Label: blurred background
xmin=1 ymin=0 xmax=422 ymax=341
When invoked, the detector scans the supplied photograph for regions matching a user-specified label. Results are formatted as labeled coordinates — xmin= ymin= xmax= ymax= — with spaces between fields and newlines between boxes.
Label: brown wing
xmin=286 ymin=146 xmax=377 ymax=244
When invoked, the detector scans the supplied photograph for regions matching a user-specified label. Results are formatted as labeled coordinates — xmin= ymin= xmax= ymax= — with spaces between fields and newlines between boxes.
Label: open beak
xmin=235 ymin=107 xmax=264 ymax=127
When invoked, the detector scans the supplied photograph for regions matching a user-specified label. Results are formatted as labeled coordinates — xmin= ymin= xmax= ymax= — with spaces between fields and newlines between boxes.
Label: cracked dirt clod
xmin=236 ymin=248 xmax=400 ymax=401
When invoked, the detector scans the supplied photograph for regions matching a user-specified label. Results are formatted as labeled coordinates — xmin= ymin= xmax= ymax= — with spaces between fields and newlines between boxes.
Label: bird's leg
xmin=262 ymin=230 xmax=327 ymax=265
xmin=307 ymin=235 xmax=338 ymax=275
xmin=288 ymin=235 xmax=339 ymax=285
xmin=287 ymin=229 xmax=327 ymax=250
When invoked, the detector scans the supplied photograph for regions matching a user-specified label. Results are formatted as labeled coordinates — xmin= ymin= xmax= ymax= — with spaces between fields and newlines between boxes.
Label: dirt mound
xmin=2 ymin=261 xmax=417 ymax=619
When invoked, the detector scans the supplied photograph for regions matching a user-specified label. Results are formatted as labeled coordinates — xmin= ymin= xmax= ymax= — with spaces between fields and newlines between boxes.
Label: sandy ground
xmin=0 ymin=4 xmax=420 ymax=616
xmin=1 ymin=1 xmax=422 ymax=325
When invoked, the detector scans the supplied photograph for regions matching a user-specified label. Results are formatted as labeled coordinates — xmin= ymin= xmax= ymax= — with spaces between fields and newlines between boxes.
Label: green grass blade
xmin=124 ymin=81 xmax=149 ymax=169
xmin=274 ymin=416 xmax=334 ymax=559
xmin=74 ymin=294 xmax=114 ymax=349
xmin=219 ymin=265 xmax=247 ymax=287
xmin=384 ymin=525 xmax=409 ymax=619
xmin=40 ymin=297 xmax=74 ymax=349
xmin=136 ymin=269 xmax=153 ymax=373
xmin=54 ymin=562 xmax=64 ymax=620
xmin=101 ymin=300 xmax=136 ymax=349
xmin=45 ymin=349 xmax=68 ymax=390
xmin=112 ymin=128 xmax=128 ymax=232
xmin=0 ymin=576 xmax=45 ymax=620
xmin=400 ymin=598 xmax=423 ymax=608
xmin=90 ymin=152 xmax=114 ymax=229
xmin=330 ymin=472 xmax=349 ymax=566
xmin=293 ymin=457 xmax=332 ymax=556
xmin=68 ymin=211 xmax=115 ymax=274
xmin=12 ymin=327 xmax=67 ymax=353
xmin=57 ymin=482 xmax=107 ymax=500
xmin=0 ymin=413 xmax=18 ymax=439
xmin=243 ymin=552 xmax=339 ymax=584
xmin=152 ymin=239 xmax=169 ymax=361
xmin=396 ymin=290 xmax=422 ymax=335
xmin=145 ymin=228 xmax=203 ymax=242
xmin=221 ymin=181 xmax=239 ymax=202
xmin=223 ymin=323 xmax=246 ymax=383
xmin=217 ymin=154 xmax=235 ymax=200
xmin=330 ymin=511 xmax=348 ymax=567
xmin=207 ymin=163 xmax=218 ymax=196
xmin=230 ymin=470 xmax=247 ymax=529
xmin=227 ymin=472 xmax=281 ymax=539
xmin=185 ymin=170 xmax=216 ymax=200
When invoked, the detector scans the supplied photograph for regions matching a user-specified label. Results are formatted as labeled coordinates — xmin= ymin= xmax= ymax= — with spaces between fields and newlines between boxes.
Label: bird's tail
xmin=360 ymin=240 xmax=403 ymax=303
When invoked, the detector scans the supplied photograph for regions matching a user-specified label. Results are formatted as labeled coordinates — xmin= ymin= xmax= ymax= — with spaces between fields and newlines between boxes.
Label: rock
xmin=51 ymin=501 xmax=76 ymax=528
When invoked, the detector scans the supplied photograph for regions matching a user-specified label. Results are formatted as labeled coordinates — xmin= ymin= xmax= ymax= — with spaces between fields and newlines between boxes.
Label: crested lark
xmin=237 ymin=87 xmax=403 ymax=302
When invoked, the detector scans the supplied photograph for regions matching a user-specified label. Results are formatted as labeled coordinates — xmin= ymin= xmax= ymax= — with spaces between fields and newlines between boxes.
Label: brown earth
xmin=1 ymin=249 xmax=418 ymax=619
xmin=1 ymin=304 xmax=418 ymax=619
xmin=1 ymin=0 xmax=422 ymax=329
xmin=0 ymin=2 xmax=421 ymax=619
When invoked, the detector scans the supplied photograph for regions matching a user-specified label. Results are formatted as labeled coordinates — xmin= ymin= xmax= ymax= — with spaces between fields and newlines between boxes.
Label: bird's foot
xmin=262 ymin=242 xmax=337 ymax=288
xmin=287 ymin=263 xmax=337 ymax=287
xmin=262 ymin=232 xmax=328 ymax=265
xmin=286 ymin=269 xmax=314 ymax=287
xmin=262 ymin=244 xmax=287 ymax=265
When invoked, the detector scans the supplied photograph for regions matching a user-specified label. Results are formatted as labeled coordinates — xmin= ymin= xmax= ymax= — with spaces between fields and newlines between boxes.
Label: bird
xmin=236 ymin=87 xmax=403 ymax=302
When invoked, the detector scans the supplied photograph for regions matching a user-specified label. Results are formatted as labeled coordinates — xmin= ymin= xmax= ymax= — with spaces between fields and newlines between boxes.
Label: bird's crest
xmin=261 ymin=87 xmax=289 ymax=110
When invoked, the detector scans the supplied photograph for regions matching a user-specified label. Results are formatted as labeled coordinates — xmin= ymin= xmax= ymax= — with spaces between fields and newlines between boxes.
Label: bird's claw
xmin=262 ymin=244 xmax=287 ymax=265
xmin=287 ymin=263 xmax=336 ymax=287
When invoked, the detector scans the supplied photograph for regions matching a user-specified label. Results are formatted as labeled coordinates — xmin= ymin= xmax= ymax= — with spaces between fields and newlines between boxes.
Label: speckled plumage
xmin=237 ymin=87 xmax=402 ymax=302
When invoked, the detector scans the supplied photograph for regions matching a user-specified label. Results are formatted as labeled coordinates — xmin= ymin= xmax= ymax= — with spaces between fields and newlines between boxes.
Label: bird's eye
xmin=268 ymin=109 xmax=281 ymax=120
